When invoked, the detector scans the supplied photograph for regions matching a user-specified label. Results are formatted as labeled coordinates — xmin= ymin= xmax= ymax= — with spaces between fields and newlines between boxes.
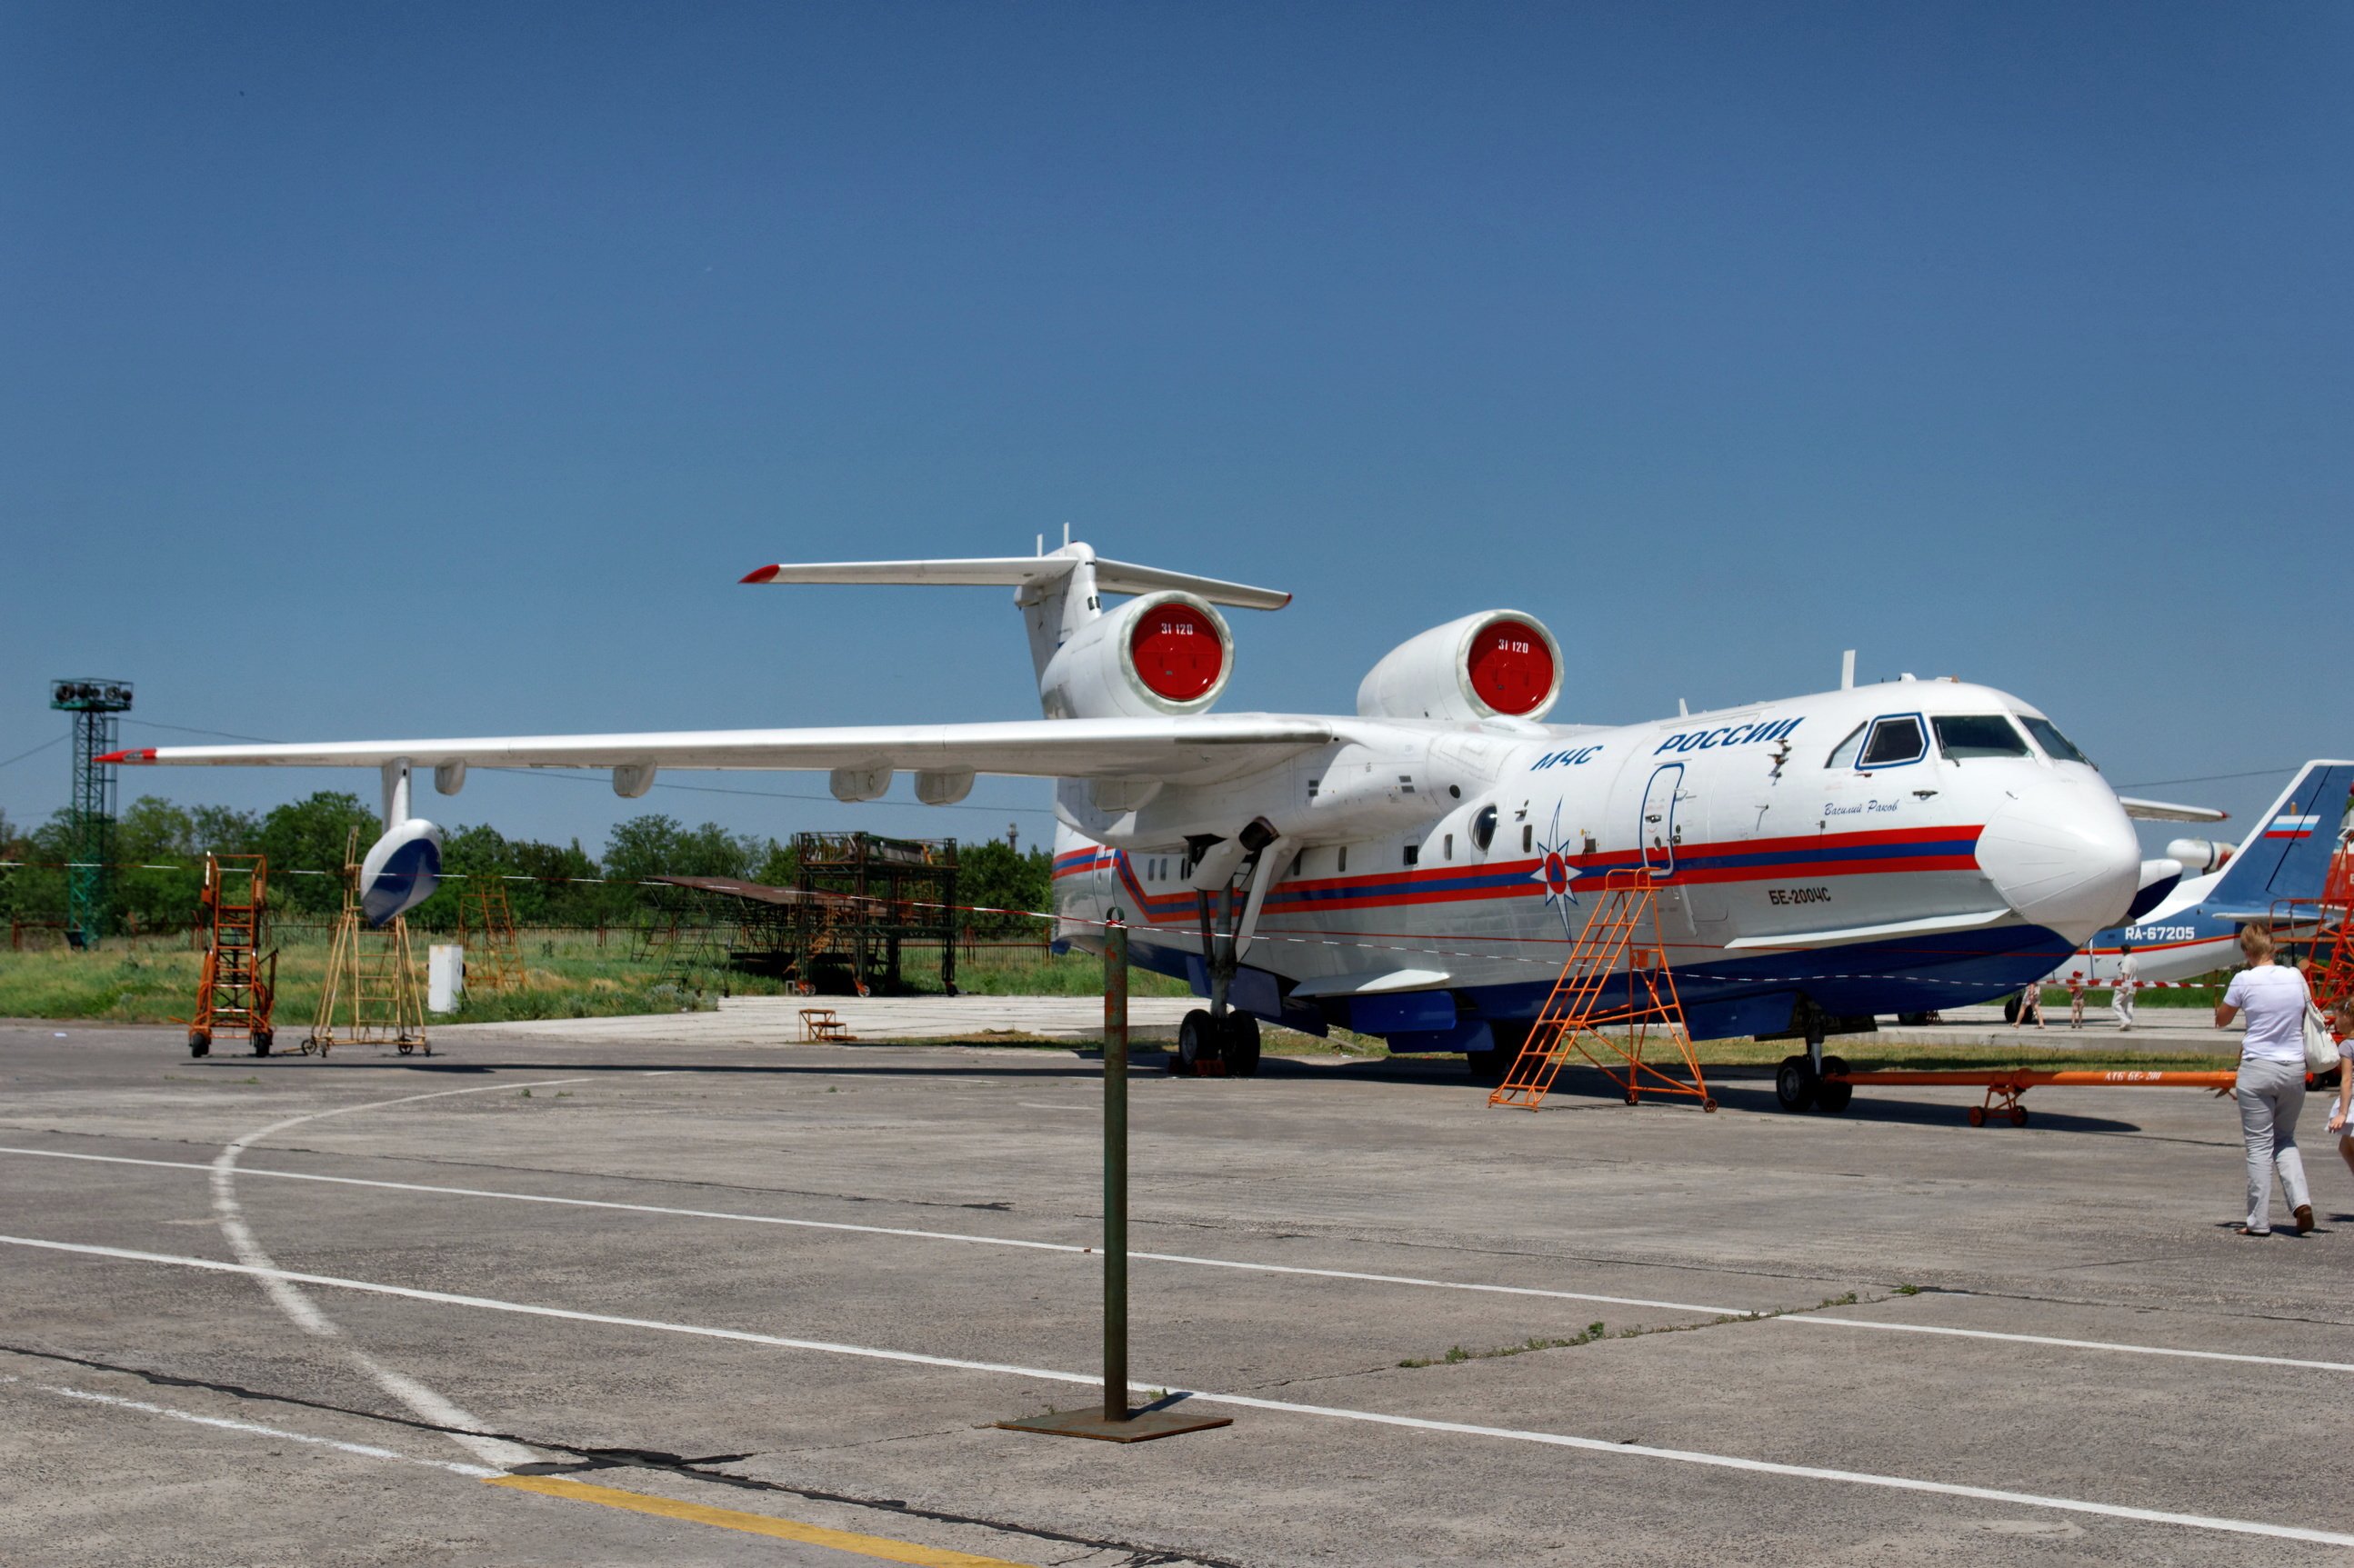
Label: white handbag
xmin=2305 ymin=1002 xmax=2341 ymax=1075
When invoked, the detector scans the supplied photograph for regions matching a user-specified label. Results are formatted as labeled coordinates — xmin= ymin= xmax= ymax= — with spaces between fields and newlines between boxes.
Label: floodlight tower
xmin=49 ymin=679 xmax=133 ymax=948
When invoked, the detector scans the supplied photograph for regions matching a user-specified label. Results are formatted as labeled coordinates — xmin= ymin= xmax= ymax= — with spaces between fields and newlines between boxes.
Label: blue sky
xmin=4 ymin=3 xmax=2347 ymax=857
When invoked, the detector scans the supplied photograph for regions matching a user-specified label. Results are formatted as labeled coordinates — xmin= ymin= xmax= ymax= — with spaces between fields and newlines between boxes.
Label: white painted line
xmin=0 ymin=1145 xmax=1746 ymax=1317
xmin=1798 ymin=1315 xmax=2354 ymax=1374
xmin=21 ymin=1381 xmax=500 ymax=1478
xmin=16 ymin=1145 xmax=2354 ymax=1375
xmin=204 ymin=1079 xmax=594 ymax=1469
xmin=6 ymin=1233 xmax=2350 ymax=1551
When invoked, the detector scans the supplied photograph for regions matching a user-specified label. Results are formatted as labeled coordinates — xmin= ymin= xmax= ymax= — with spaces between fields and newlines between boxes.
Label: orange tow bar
xmin=1820 ymin=1068 xmax=2240 ymax=1126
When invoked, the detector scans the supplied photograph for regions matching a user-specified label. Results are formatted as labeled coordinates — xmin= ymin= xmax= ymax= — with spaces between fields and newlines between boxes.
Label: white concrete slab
xmin=439 ymin=994 xmax=1203 ymax=1047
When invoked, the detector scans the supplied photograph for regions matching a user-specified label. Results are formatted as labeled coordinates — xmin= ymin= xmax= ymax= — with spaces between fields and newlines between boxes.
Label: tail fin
xmin=2204 ymin=760 xmax=2354 ymax=916
xmin=739 ymin=542 xmax=1288 ymax=684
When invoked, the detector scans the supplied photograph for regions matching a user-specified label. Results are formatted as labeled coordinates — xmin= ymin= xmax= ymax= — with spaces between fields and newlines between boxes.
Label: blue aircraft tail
xmin=2204 ymin=760 xmax=2354 ymax=919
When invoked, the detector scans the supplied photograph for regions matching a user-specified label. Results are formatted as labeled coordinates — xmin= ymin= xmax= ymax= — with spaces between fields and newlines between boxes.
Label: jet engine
xmin=359 ymin=819 xmax=444 ymax=928
xmin=1357 ymin=610 xmax=1562 ymax=723
xmin=2165 ymin=837 xmax=2234 ymax=874
xmin=1039 ymin=591 xmax=1235 ymax=719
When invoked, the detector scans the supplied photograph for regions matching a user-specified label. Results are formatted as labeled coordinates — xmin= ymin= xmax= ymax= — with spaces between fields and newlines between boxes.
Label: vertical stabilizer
xmin=2206 ymin=761 xmax=2354 ymax=913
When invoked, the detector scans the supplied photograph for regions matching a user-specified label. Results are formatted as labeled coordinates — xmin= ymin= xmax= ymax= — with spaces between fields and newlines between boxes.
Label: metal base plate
xmin=996 ymin=1405 xmax=1233 ymax=1443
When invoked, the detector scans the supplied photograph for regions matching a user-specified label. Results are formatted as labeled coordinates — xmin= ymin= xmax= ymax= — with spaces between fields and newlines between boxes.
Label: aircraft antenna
xmin=1840 ymin=650 xmax=1856 ymax=690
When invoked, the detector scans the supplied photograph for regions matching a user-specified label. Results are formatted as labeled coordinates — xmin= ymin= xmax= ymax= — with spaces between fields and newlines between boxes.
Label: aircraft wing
xmin=101 ymin=715 xmax=1336 ymax=784
xmin=2116 ymin=796 xmax=2229 ymax=824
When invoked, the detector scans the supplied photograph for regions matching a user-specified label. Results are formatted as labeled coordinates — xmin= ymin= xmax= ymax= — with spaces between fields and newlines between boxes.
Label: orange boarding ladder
xmin=2305 ymin=832 xmax=2354 ymax=1026
xmin=185 ymin=853 xmax=277 ymax=1059
xmin=1488 ymin=870 xmax=1715 ymax=1113
xmin=457 ymin=877 xmax=528 ymax=992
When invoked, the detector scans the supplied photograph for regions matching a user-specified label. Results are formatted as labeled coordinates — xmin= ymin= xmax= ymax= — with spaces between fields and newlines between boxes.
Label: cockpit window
xmin=1826 ymin=724 xmax=1866 ymax=768
xmin=1931 ymin=714 xmax=2030 ymax=760
xmin=2019 ymin=715 xmax=2093 ymax=767
xmin=1857 ymin=714 xmax=1927 ymax=769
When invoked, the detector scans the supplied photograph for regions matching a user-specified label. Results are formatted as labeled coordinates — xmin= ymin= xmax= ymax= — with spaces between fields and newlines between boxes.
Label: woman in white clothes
xmin=2216 ymin=925 xmax=2313 ymax=1236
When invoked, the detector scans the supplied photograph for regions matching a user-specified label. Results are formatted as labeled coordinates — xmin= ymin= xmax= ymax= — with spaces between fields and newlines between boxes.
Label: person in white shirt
xmin=2113 ymin=946 xmax=2139 ymax=1030
xmin=2216 ymin=925 xmax=2314 ymax=1236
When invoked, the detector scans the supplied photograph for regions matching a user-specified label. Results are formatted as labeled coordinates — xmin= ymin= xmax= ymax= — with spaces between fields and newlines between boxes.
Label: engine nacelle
xmin=2165 ymin=837 xmax=2234 ymax=874
xmin=360 ymin=818 xmax=444 ymax=928
xmin=1357 ymin=610 xmax=1562 ymax=723
xmin=1039 ymin=591 xmax=1234 ymax=719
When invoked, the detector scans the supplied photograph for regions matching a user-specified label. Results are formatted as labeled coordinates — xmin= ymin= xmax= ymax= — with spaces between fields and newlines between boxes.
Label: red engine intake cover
xmin=1130 ymin=603 xmax=1224 ymax=703
xmin=1466 ymin=618 xmax=1555 ymax=715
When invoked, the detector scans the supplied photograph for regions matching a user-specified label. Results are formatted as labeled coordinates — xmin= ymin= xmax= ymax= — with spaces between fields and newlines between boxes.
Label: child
xmin=2067 ymin=970 xmax=2086 ymax=1029
xmin=2013 ymin=981 xmax=2045 ymax=1028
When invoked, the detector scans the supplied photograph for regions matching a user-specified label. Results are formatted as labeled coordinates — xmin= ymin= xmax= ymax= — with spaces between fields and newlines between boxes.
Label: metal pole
xmin=1103 ymin=919 xmax=1128 ymax=1422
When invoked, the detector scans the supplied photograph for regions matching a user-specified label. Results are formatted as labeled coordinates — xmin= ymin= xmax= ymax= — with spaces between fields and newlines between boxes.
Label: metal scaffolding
xmin=48 ymin=679 xmax=133 ymax=949
xmin=794 ymin=832 xmax=959 ymax=996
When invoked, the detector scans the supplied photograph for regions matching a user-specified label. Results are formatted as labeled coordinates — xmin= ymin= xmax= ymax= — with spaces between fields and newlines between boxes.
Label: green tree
xmin=115 ymin=794 xmax=199 ymax=930
xmin=257 ymin=792 xmax=381 ymax=914
xmin=957 ymin=840 xmax=1053 ymax=935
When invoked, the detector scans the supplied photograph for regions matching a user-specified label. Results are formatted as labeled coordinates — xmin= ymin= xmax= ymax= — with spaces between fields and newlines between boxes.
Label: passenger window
xmin=1521 ymin=824 xmax=1533 ymax=853
xmin=2020 ymin=715 xmax=2094 ymax=767
xmin=1337 ymin=845 xmax=1347 ymax=874
xmin=1443 ymin=834 xmax=1454 ymax=861
xmin=1858 ymin=715 xmax=1926 ymax=769
xmin=1826 ymin=724 xmax=1866 ymax=768
xmin=1470 ymin=804 xmax=1498 ymax=853
xmin=1931 ymin=714 xmax=2029 ymax=760
xmin=1403 ymin=844 xmax=1419 ymax=866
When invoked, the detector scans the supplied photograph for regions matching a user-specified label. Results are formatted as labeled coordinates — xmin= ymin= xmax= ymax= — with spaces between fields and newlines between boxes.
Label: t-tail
xmin=738 ymin=540 xmax=1289 ymax=718
xmin=2201 ymin=760 xmax=2354 ymax=920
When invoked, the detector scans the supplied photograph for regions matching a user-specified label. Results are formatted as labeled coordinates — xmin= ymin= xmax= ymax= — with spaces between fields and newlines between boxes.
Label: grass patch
xmin=0 ymin=931 xmax=1189 ymax=1027
xmin=1401 ymin=1322 xmax=1610 ymax=1368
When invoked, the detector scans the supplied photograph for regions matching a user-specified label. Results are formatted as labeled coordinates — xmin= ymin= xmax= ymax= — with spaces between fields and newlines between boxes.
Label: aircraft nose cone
xmin=1977 ymin=780 xmax=2141 ymax=942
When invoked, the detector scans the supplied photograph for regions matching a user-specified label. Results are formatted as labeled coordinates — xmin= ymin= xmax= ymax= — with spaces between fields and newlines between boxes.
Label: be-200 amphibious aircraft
xmin=108 ymin=542 xmax=2219 ymax=1094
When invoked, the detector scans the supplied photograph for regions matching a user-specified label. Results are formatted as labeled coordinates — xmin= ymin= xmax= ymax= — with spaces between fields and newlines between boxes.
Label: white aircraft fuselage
xmin=1048 ymin=681 xmax=2141 ymax=1050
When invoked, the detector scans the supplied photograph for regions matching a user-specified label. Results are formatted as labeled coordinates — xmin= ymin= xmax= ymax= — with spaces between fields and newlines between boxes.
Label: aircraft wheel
xmin=397 ymin=1042 xmax=415 ymax=1056
xmin=1774 ymin=1055 xmax=1817 ymax=1113
xmin=1176 ymin=1010 xmax=1220 ymax=1074
xmin=2008 ymin=1104 xmax=2030 ymax=1127
xmin=1967 ymin=1105 xmax=1987 ymax=1127
xmin=1814 ymin=1055 xmax=1853 ymax=1114
xmin=187 ymin=1032 xmax=210 ymax=1059
xmin=252 ymin=1030 xmax=273 ymax=1058
xmin=1221 ymin=1014 xmax=1261 ymax=1076
xmin=2002 ymin=994 xmax=2023 ymax=1024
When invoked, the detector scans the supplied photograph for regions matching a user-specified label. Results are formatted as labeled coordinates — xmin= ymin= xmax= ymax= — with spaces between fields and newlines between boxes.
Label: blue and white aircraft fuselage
xmin=2042 ymin=761 xmax=2354 ymax=987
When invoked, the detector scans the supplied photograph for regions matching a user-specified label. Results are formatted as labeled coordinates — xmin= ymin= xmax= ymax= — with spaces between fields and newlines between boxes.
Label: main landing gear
xmin=1775 ymin=1053 xmax=1852 ymax=1114
xmin=1172 ymin=1009 xmax=1260 ymax=1076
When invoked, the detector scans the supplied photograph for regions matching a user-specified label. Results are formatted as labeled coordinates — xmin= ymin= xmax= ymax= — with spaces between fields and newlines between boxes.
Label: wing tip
xmin=739 ymin=564 xmax=781 ymax=584
xmin=96 ymin=748 xmax=155 ymax=764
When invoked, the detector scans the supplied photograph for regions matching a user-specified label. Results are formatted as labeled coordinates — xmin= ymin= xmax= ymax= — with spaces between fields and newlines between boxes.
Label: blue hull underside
xmin=1129 ymin=923 xmax=2074 ymax=1051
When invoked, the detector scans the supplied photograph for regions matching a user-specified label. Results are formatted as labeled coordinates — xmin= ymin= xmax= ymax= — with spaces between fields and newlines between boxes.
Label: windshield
xmin=2019 ymin=715 xmax=2093 ymax=767
xmin=1931 ymin=714 xmax=2030 ymax=760
xmin=1858 ymin=715 xmax=1926 ymax=768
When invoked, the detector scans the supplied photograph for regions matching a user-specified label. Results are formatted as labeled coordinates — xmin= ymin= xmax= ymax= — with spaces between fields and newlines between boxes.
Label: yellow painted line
xmin=484 ymin=1473 xmax=1037 ymax=1566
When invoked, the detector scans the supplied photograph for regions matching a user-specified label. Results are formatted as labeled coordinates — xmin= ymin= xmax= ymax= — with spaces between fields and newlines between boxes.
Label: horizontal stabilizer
xmin=2117 ymin=795 xmax=2229 ymax=824
xmin=739 ymin=553 xmax=1290 ymax=610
